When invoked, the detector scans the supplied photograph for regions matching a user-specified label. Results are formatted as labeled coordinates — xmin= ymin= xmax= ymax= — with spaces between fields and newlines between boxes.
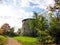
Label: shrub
xmin=0 ymin=35 xmax=7 ymax=45
xmin=49 ymin=22 xmax=60 ymax=44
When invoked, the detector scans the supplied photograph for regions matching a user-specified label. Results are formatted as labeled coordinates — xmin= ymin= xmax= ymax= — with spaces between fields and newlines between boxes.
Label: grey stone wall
xmin=20 ymin=19 xmax=37 ymax=36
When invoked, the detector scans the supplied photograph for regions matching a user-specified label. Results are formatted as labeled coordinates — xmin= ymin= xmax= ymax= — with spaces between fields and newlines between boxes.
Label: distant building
xmin=21 ymin=18 xmax=37 ymax=36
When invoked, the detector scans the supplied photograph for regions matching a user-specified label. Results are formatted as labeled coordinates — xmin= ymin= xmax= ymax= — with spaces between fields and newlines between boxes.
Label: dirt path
xmin=5 ymin=37 xmax=22 ymax=45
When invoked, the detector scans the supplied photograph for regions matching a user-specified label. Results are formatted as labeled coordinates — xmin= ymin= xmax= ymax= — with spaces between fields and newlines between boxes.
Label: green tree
xmin=29 ymin=12 xmax=48 ymax=31
xmin=6 ymin=27 xmax=15 ymax=36
xmin=10 ymin=27 xmax=14 ymax=33
xmin=29 ymin=12 xmax=49 ymax=43
xmin=49 ymin=21 xmax=60 ymax=44
xmin=48 ymin=0 xmax=60 ymax=44
xmin=17 ymin=28 xmax=21 ymax=35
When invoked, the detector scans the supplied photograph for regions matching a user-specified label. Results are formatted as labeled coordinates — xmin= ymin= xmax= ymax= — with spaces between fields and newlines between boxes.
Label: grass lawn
xmin=14 ymin=36 xmax=40 ymax=45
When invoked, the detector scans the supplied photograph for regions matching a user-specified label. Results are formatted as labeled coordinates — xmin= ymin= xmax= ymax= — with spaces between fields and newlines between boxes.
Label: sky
xmin=0 ymin=0 xmax=55 ymax=31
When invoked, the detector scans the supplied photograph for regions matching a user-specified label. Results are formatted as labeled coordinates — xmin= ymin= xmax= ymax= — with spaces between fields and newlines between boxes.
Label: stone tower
xmin=21 ymin=18 xmax=37 ymax=36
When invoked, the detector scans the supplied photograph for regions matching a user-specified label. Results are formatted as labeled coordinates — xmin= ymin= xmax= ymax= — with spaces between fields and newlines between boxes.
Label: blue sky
xmin=0 ymin=0 xmax=55 ymax=31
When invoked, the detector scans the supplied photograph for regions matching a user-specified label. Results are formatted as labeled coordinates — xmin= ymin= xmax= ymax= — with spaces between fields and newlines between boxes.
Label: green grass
xmin=14 ymin=36 xmax=40 ymax=45
xmin=0 ymin=35 xmax=7 ymax=45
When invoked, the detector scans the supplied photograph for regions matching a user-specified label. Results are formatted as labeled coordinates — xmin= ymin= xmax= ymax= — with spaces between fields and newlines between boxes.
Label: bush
xmin=49 ymin=22 xmax=60 ymax=44
xmin=0 ymin=35 xmax=7 ymax=45
xmin=37 ymin=30 xmax=47 ymax=43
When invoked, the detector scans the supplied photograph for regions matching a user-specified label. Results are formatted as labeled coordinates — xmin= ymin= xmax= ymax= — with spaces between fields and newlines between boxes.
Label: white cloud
xmin=17 ymin=0 xmax=54 ymax=10
xmin=2 ymin=0 xmax=55 ymax=9
xmin=20 ymin=0 xmax=30 ymax=7
xmin=29 ymin=0 xmax=55 ymax=9
xmin=0 ymin=0 xmax=54 ymax=29
xmin=0 ymin=4 xmax=33 ymax=28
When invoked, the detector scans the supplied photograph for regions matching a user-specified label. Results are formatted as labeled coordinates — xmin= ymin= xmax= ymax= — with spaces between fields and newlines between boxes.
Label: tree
xmin=10 ymin=27 xmax=14 ymax=33
xmin=49 ymin=12 xmax=60 ymax=44
xmin=48 ymin=0 xmax=60 ymax=44
xmin=29 ymin=12 xmax=49 ymax=43
xmin=48 ymin=0 xmax=60 ymax=11
xmin=8 ymin=27 xmax=15 ymax=36
xmin=48 ymin=0 xmax=60 ymax=22
xmin=29 ymin=12 xmax=48 ymax=31
xmin=17 ymin=28 xmax=21 ymax=35
xmin=1 ymin=23 xmax=10 ymax=34
xmin=0 ymin=28 xmax=4 ymax=35
xmin=49 ymin=21 xmax=60 ymax=44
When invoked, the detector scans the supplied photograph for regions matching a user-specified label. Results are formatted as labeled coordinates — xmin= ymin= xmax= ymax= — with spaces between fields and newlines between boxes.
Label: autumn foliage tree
xmin=0 ymin=23 xmax=10 ymax=34
xmin=0 ymin=28 xmax=4 ymax=35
